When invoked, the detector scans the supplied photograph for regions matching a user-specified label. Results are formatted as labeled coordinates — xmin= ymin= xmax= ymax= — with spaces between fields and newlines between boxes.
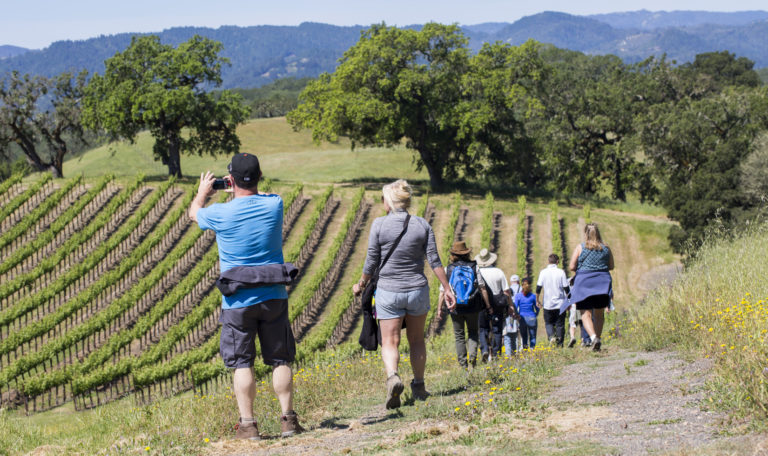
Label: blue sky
xmin=3 ymin=0 xmax=768 ymax=49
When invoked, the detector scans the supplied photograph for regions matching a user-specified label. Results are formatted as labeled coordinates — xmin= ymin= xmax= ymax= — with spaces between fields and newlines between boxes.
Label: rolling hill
xmin=0 ymin=45 xmax=28 ymax=60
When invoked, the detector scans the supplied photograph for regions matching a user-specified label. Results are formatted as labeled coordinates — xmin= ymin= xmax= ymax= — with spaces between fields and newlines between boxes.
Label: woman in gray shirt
xmin=353 ymin=180 xmax=456 ymax=409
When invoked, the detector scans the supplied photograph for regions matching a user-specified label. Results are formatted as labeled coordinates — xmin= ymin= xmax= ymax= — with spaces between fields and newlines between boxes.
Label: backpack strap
xmin=372 ymin=214 xmax=410 ymax=281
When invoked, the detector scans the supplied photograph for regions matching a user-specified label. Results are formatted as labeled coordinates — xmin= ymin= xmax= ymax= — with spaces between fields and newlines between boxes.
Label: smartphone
xmin=212 ymin=177 xmax=231 ymax=190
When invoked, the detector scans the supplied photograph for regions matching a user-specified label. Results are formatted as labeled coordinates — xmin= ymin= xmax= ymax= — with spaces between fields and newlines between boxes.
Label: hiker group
xmin=436 ymin=243 xmax=611 ymax=370
xmin=353 ymin=179 xmax=615 ymax=411
xmin=193 ymin=153 xmax=614 ymax=439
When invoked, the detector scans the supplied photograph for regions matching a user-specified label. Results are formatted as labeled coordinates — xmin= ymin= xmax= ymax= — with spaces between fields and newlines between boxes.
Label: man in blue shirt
xmin=189 ymin=153 xmax=303 ymax=440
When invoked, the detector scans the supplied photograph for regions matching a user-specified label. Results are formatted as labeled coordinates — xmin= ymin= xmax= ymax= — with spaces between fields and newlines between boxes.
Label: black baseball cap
xmin=228 ymin=153 xmax=261 ymax=183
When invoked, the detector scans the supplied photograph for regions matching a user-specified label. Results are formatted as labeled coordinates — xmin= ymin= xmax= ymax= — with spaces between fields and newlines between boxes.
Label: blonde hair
xmin=382 ymin=179 xmax=412 ymax=211
xmin=584 ymin=223 xmax=605 ymax=250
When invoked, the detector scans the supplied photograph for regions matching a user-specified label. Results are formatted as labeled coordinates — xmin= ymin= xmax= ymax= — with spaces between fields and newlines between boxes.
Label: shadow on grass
xmin=318 ymin=418 xmax=350 ymax=429
xmin=361 ymin=409 xmax=404 ymax=425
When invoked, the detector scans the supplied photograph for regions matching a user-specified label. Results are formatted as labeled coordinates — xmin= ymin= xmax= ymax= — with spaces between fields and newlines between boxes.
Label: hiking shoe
xmin=410 ymin=379 xmax=429 ymax=401
xmin=592 ymin=337 xmax=601 ymax=352
xmin=481 ymin=352 xmax=489 ymax=363
xmin=549 ymin=337 xmax=557 ymax=345
xmin=385 ymin=374 xmax=404 ymax=409
xmin=568 ymin=338 xmax=577 ymax=348
xmin=235 ymin=419 xmax=260 ymax=440
xmin=280 ymin=411 xmax=305 ymax=437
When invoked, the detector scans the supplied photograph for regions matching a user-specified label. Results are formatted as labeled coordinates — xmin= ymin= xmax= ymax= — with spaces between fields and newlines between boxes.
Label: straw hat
xmin=474 ymin=248 xmax=497 ymax=267
xmin=449 ymin=241 xmax=471 ymax=255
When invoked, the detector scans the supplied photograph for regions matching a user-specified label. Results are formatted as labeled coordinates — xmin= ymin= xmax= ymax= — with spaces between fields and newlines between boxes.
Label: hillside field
xmin=0 ymin=118 xmax=685 ymax=454
xmin=63 ymin=118 xmax=429 ymax=185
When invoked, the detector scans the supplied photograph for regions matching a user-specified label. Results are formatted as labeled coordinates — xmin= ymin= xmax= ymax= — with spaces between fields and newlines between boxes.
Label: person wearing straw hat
xmin=475 ymin=248 xmax=516 ymax=361
xmin=437 ymin=241 xmax=493 ymax=369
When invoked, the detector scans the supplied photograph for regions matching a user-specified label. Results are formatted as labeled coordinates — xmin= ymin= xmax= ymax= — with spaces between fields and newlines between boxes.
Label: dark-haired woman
xmin=437 ymin=241 xmax=492 ymax=370
xmin=514 ymin=277 xmax=538 ymax=349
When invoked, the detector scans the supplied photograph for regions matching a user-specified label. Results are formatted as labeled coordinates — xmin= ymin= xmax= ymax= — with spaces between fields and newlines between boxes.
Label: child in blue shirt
xmin=514 ymin=277 xmax=539 ymax=349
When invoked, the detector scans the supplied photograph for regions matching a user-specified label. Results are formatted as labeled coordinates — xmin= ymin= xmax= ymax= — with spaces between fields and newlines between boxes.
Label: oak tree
xmin=288 ymin=23 xmax=471 ymax=189
xmin=82 ymin=35 xmax=250 ymax=177
xmin=0 ymin=71 xmax=87 ymax=178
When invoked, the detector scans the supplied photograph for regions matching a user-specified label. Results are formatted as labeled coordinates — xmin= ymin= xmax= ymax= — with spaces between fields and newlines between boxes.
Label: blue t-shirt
xmin=514 ymin=291 xmax=538 ymax=318
xmin=197 ymin=194 xmax=288 ymax=309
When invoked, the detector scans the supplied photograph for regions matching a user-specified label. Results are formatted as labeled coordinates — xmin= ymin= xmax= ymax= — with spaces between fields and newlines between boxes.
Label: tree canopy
xmin=289 ymin=27 xmax=768 ymax=252
xmin=288 ymin=23 xmax=546 ymax=189
xmin=0 ymin=71 xmax=87 ymax=178
xmin=82 ymin=35 xmax=250 ymax=177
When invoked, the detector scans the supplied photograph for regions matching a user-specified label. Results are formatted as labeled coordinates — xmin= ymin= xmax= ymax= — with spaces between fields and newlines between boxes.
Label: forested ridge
xmin=2 ymin=11 xmax=768 ymax=89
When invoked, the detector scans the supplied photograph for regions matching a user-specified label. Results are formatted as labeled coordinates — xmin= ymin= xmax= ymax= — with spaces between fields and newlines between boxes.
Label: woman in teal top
xmin=568 ymin=223 xmax=614 ymax=351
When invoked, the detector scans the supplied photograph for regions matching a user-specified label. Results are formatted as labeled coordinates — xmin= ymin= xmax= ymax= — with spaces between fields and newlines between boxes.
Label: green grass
xmin=63 ymin=117 xmax=427 ymax=184
xmin=1 ymin=333 xmax=606 ymax=455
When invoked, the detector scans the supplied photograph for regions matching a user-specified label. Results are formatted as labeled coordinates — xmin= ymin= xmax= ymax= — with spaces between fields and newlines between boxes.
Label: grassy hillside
xmin=627 ymin=223 xmax=768 ymax=425
xmin=63 ymin=118 xmax=428 ymax=184
xmin=0 ymin=117 xmax=690 ymax=454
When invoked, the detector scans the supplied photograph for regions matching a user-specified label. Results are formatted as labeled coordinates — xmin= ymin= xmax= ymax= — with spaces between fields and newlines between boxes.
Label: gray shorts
xmin=375 ymin=285 xmax=430 ymax=320
xmin=219 ymin=299 xmax=296 ymax=369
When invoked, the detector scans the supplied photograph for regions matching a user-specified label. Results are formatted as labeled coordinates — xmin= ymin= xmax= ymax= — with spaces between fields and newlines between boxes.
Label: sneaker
xmin=581 ymin=338 xmax=592 ymax=348
xmin=235 ymin=419 xmax=260 ymax=440
xmin=410 ymin=379 xmax=429 ymax=401
xmin=385 ymin=374 xmax=404 ymax=409
xmin=592 ymin=337 xmax=601 ymax=352
xmin=568 ymin=338 xmax=577 ymax=348
xmin=549 ymin=337 xmax=557 ymax=345
xmin=280 ymin=411 xmax=305 ymax=437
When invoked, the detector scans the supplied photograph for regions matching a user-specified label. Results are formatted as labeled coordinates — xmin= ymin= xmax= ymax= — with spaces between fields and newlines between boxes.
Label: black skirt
xmin=575 ymin=294 xmax=610 ymax=310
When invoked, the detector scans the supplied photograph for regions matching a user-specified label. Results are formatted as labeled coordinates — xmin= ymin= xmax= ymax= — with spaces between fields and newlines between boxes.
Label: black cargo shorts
xmin=219 ymin=298 xmax=296 ymax=369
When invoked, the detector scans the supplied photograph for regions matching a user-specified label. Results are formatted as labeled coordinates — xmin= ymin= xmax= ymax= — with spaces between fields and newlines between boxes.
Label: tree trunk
xmin=614 ymin=158 xmax=626 ymax=202
xmin=166 ymin=135 xmax=182 ymax=178
xmin=418 ymin=148 xmax=444 ymax=190
xmin=612 ymin=144 xmax=626 ymax=202
xmin=13 ymin=129 xmax=47 ymax=173
xmin=50 ymin=142 xmax=66 ymax=178
xmin=48 ymin=164 xmax=63 ymax=178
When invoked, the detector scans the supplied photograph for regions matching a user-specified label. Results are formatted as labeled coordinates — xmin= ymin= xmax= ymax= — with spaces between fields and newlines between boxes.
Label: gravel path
xmin=544 ymin=349 xmax=733 ymax=454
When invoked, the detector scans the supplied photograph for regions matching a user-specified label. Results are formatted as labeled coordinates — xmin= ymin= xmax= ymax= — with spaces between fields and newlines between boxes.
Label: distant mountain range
xmin=0 ymin=45 xmax=29 ymax=60
xmin=588 ymin=9 xmax=768 ymax=29
xmin=1 ymin=10 xmax=767 ymax=88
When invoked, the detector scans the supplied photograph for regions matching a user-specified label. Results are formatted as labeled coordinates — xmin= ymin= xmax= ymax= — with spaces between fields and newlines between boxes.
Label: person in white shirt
xmin=474 ymin=249 xmax=516 ymax=361
xmin=536 ymin=253 xmax=570 ymax=347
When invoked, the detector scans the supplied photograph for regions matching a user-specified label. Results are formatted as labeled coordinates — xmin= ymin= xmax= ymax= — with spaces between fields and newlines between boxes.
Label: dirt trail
xmin=541 ymin=349 xmax=760 ymax=455
xmin=496 ymin=214 xmax=518 ymax=277
xmin=591 ymin=207 xmax=673 ymax=224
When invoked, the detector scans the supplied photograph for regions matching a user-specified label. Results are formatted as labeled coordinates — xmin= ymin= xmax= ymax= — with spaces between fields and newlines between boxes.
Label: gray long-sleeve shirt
xmin=363 ymin=209 xmax=442 ymax=292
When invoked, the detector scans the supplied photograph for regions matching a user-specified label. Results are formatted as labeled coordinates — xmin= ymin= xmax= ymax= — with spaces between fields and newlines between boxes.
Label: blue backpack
xmin=449 ymin=264 xmax=478 ymax=306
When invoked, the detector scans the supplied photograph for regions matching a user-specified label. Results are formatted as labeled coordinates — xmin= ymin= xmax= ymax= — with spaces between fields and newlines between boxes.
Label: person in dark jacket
xmin=437 ymin=241 xmax=492 ymax=369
